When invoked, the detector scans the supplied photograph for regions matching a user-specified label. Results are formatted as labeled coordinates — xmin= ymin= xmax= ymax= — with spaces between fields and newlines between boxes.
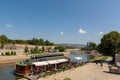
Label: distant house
xmin=67 ymin=50 xmax=90 ymax=63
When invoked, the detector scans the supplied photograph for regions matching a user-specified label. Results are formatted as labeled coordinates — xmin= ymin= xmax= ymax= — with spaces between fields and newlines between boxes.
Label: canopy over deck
xmin=32 ymin=62 xmax=48 ymax=66
xmin=57 ymin=59 xmax=68 ymax=63
xmin=46 ymin=60 xmax=60 ymax=64
xmin=32 ymin=58 xmax=69 ymax=66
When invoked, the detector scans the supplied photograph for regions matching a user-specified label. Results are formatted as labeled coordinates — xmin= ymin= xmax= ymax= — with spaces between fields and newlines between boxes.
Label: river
xmin=0 ymin=63 xmax=23 ymax=80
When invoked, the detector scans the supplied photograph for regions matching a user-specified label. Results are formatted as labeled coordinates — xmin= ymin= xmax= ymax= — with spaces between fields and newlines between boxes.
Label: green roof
xmin=16 ymin=54 xmax=66 ymax=66
xmin=23 ymin=56 xmax=67 ymax=64
xmin=34 ymin=53 xmax=64 ymax=58
xmin=16 ymin=62 xmax=29 ymax=66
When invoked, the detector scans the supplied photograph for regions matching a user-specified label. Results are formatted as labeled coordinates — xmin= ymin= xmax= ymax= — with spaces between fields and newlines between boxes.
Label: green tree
xmin=45 ymin=40 xmax=49 ymax=46
xmin=31 ymin=38 xmax=38 ymax=45
xmin=24 ymin=46 xmax=29 ymax=53
xmin=11 ymin=51 xmax=14 ymax=55
xmin=89 ymin=42 xmax=97 ymax=50
xmin=98 ymin=31 xmax=120 ymax=63
xmin=5 ymin=51 xmax=10 ymax=56
xmin=34 ymin=45 xmax=39 ymax=53
xmin=54 ymin=46 xmax=65 ymax=52
xmin=49 ymin=42 xmax=54 ymax=46
xmin=38 ymin=39 xmax=44 ymax=45
xmin=64 ymin=77 xmax=72 ymax=80
xmin=0 ymin=35 xmax=8 ymax=49
xmin=1 ymin=52 xmax=4 ymax=56
xmin=7 ymin=51 xmax=10 ymax=56
xmin=41 ymin=46 xmax=45 ymax=52
xmin=13 ymin=51 xmax=16 ymax=55
xmin=5 ymin=52 xmax=7 ymax=55
xmin=48 ymin=47 xmax=51 ymax=52
xmin=30 ymin=48 xmax=34 ymax=54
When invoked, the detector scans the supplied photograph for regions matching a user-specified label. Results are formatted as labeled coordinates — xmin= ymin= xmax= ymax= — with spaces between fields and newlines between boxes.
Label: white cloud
xmin=79 ymin=28 xmax=87 ymax=34
xmin=5 ymin=24 xmax=13 ymax=27
xmin=99 ymin=32 xmax=104 ymax=35
xmin=60 ymin=32 xmax=64 ymax=35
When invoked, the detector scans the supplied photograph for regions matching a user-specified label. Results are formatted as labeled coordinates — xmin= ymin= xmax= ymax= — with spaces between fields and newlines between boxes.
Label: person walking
xmin=95 ymin=60 xmax=98 ymax=65
xmin=100 ymin=60 xmax=103 ymax=68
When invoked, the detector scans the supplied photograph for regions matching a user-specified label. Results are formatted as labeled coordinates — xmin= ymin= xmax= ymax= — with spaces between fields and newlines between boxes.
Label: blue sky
xmin=0 ymin=0 xmax=120 ymax=44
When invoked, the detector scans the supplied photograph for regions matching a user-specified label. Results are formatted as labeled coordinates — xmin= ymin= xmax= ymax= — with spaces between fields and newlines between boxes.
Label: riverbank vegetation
xmin=81 ymin=42 xmax=97 ymax=51
xmin=82 ymin=31 xmax=120 ymax=64
xmin=54 ymin=77 xmax=72 ymax=80
xmin=54 ymin=46 xmax=65 ymax=52
xmin=1 ymin=51 xmax=16 ymax=56
xmin=98 ymin=31 xmax=120 ymax=63
xmin=91 ymin=56 xmax=108 ymax=62
xmin=0 ymin=35 xmax=54 ymax=49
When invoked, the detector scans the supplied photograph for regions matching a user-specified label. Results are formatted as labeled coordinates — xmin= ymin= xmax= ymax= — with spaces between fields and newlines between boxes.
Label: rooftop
xmin=16 ymin=62 xmax=29 ymax=66
xmin=16 ymin=54 xmax=67 ymax=66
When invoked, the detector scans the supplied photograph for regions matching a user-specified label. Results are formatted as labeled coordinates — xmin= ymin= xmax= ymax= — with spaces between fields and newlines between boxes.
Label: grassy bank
xmin=91 ymin=56 xmax=108 ymax=62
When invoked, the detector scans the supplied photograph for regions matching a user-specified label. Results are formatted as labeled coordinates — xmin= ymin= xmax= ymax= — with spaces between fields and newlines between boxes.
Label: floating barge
xmin=15 ymin=53 xmax=69 ymax=79
xmin=15 ymin=52 xmax=90 ymax=80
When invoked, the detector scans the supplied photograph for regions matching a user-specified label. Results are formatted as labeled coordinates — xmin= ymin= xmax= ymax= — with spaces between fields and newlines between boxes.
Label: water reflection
xmin=0 ymin=64 xmax=23 ymax=80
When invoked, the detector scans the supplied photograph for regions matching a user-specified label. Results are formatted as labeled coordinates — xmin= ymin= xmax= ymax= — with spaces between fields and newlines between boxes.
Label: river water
xmin=0 ymin=64 xmax=23 ymax=80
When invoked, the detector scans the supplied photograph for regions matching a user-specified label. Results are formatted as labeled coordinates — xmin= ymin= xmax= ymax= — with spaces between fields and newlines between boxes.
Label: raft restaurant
xmin=15 ymin=52 xmax=90 ymax=76
xmin=15 ymin=57 xmax=69 ymax=76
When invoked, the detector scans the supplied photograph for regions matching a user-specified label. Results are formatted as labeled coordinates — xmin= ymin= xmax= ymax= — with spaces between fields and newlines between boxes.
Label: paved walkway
xmin=39 ymin=57 xmax=120 ymax=80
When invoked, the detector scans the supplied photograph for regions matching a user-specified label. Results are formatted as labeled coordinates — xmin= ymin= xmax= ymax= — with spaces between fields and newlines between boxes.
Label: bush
xmin=30 ymin=46 xmax=43 ymax=54
xmin=64 ymin=77 xmax=72 ymax=80
xmin=89 ymin=55 xmax=95 ymax=60
xmin=13 ymin=51 xmax=16 ymax=55
xmin=1 ymin=51 xmax=16 ymax=56
xmin=24 ymin=46 xmax=29 ymax=53
xmin=1 ymin=52 xmax=4 ymax=56
xmin=34 ymin=45 xmax=39 ymax=53
xmin=54 ymin=46 xmax=65 ymax=52
xmin=7 ymin=51 xmax=10 ymax=55
xmin=5 ymin=52 xmax=9 ymax=55
xmin=41 ymin=47 xmax=45 ymax=52
xmin=11 ymin=51 xmax=14 ymax=55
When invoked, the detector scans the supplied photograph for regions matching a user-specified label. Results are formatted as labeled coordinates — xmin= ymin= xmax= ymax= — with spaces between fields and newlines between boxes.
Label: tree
xmin=98 ymin=31 xmax=120 ymax=63
xmin=24 ymin=46 xmax=29 ymax=53
xmin=54 ymin=46 xmax=65 ymax=52
xmin=13 ymin=51 xmax=16 ymax=55
xmin=86 ymin=42 xmax=97 ymax=50
xmin=38 ymin=39 xmax=44 ymax=45
xmin=5 ymin=51 xmax=10 ymax=56
xmin=81 ymin=42 xmax=97 ymax=51
xmin=0 ymin=35 xmax=8 ymax=49
xmin=30 ymin=48 xmax=34 ymax=54
xmin=34 ymin=45 xmax=39 ymax=53
xmin=48 ymin=47 xmax=51 ymax=52
xmin=11 ymin=51 xmax=14 ymax=55
xmin=41 ymin=46 xmax=45 ymax=52
xmin=89 ymin=42 xmax=97 ymax=50
xmin=1 ymin=52 xmax=4 ymax=56
xmin=45 ymin=40 xmax=49 ymax=46
xmin=64 ymin=77 xmax=72 ymax=80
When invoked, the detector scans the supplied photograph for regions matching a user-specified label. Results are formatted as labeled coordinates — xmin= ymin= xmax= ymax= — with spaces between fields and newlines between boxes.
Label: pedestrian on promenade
xmin=100 ymin=61 xmax=103 ymax=68
xmin=95 ymin=60 xmax=98 ymax=65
